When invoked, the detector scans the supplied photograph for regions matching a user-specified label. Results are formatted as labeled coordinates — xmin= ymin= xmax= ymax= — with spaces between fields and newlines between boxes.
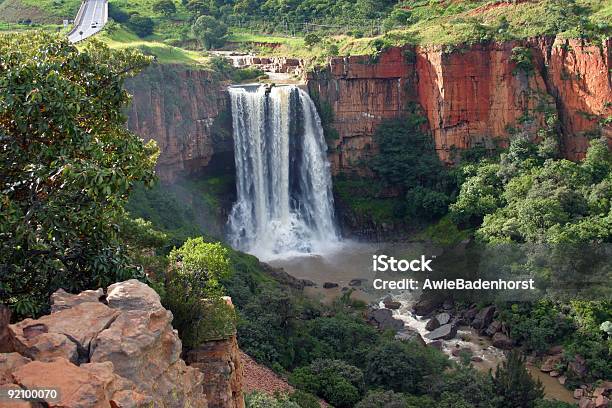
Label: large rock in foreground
xmin=1 ymin=280 xmax=208 ymax=408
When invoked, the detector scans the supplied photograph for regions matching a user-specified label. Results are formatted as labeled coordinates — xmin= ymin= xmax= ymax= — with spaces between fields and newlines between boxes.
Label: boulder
xmin=541 ymin=355 xmax=562 ymax=372
xmin=471 ymin=306 xmax=495 ymax=330
xmin=349 ymin=279 xmax=367 ymax=287
xmin=425 ymin=316 xmax=440 ymax=331
xmin=2 ymin=280 xmax=214 ymax=408
xmin=595 ymin=395 xmax=609 ymax=408
xmin=575 ymin=389 xmax=585 ymax=399
xmin=492 ymin=333 xmax=513 ymax=350
xmin=484 ymin=320 xmax=502 ymax=337
xmin=11 ymin=302 xmax=120 ymax=362
xmin=579 ymin=397 xmax=596 ymax=408
xmin=17 ymin=332 xmax=79 ymax=364
xmin=0 ymin=353 xmax=31 ymax=384
xmin=451 ymin=347 xmax=472 ymax=357
xmin=463 ymin=306 xmax=479 ymax=322
xmin=12 ymin=357 xmax=115 ymax=407
xmin=383 ymin=298 xmax=401 ymax=310
xmin=436 ymin=313 xmax=451 ymax=326
xmin=569 ymin=355 xmax=588 ymax=378
xmin=323 ymin=282 xmax=339 ymax=289
xmin=471 ymin=356 xmax=484 ymax=363
xmin=428 ymin=340 xmax=443 ymax=350
xmin=395 ymin=328 xmax=425 ymax=346
xmin=424 ymin=324 xmax=457 ymax=341
xmin=549 ymin=371 xmax=560 ymax=378
xmin=558 ymin=376 xmax=567 ymax=385
xmin=413 ymin=297 xmax=442 ymax=317
xmin=50 ymin=288 xmax=104 ymax=313
xmin=367 ymin=308 xmax=404 ymax=331
xmin=106 ymin=279 xmax=164 ymax=312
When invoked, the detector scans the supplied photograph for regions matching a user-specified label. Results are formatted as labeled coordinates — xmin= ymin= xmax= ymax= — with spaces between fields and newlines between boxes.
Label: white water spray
xmin=227 ymin=85 xmax=339 ymax=260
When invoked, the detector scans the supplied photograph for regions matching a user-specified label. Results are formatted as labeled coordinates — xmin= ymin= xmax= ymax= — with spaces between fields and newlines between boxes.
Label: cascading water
xmin=227 ymin=84 xmax=339 ymax=260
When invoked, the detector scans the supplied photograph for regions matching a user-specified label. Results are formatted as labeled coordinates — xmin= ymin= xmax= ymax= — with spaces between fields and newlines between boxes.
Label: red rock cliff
xmin=125 ymin=65 xmax=232 ymax=183
xmin=307 ymin=37 xmax=611 ymax=174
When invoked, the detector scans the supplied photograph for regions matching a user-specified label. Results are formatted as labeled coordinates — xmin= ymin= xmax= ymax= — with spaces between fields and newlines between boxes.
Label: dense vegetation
xmin=0 ymin=33 xmax=157 ymax=317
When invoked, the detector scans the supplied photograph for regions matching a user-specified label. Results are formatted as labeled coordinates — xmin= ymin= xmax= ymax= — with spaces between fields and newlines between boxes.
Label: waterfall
xmin=227 ymin=84 xmax=339 ymax=260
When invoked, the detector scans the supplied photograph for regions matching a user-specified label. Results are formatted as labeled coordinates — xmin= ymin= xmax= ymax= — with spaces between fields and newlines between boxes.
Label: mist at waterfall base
xmin=227 ymin=85 xmax=342 ymax=261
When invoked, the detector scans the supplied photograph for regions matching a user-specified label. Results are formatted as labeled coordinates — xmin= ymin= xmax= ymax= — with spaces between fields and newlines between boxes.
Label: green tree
xmin=0 ymin=33 xmax=156 ymax=318
xmin=304 ymin=33 xmax=320 ymax=47
xmin=493 ymin=351 xmax=544 ymax=408
xmin=163 ymin=238 xmax=235 ymax=348
xmin=128 ymin=14 xmax=155 ymax=37
xmin=192 ymin=15 xmax=228 ymax=50
xmin=365 ymin=340 xmax=448 ymax=394
xmin=153 ymin=0 xmax=177 ymax=15
xmin=289 ymin=359 xmax=365 ymax=407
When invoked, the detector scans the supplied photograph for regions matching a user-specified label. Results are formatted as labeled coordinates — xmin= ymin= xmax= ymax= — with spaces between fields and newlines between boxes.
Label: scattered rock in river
xmin=492 ymin=332 xmax=513 ymax=350
xmin=395 ymin=328 xmax=425 ymax=346
xmin=541 ymin=355 xmax=563 ymax=372
xmin=424 ymin=324 xmax=457 ymax=341
xmin=484 ymin=320 xmax=502 ymax=337
xmin=569 ymin=355 xmax=588 ymax=378
xmin=367 ymin=308 xmax=405 ymax=331
xmin=413 ymin=297 xmax=442 ymax=317
xmin=471 ymin=306 xmax=495 ymax=331
xmin=323 ymin=282 xmax=338 ymax=289
xmin=436 ymin=313 xmax=451 ymax=326
xmin=383 ymin=299 xmax=402 ymax=310
xmin=425 ymin=317 xmax=440 ymax=331
xmin=349 ymin=279 xmax=367 ymax=287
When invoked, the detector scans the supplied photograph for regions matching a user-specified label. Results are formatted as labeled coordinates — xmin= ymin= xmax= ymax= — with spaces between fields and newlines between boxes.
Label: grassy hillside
xmin=0 ymin=0 xmax=609 ymax=63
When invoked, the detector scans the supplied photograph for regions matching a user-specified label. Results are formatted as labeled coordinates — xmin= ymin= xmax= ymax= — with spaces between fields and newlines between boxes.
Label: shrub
xmin=128 ymin=15 xmax=155 ymax=37
xmin=245 ymin=391 xmax=300 ymax=408
xmin=511 ymin=47 xmax=534 ymax=76
xmin=365 ymin=340 xmax=448 ymax=394
xmin=289 ymin=359 xmax=365 ymax=408
xmin=288 ymin=390 xmax=319 ymax=408
xmin=162 ymin=238 xmax=236 ymax=348
xmin=304 ymin=33 xmax=320 ymax=47
xmin=152 ymin=0 xmax=176 ymax=15
xmin=108 ymin=3 xmax=130 ymax=23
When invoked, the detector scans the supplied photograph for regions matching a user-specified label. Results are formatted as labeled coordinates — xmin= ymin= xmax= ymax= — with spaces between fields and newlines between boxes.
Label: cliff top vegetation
xmin=0 ymin=0 xmax=609 ymax=63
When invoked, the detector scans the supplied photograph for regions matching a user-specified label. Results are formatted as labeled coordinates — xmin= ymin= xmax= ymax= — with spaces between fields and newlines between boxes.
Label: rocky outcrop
xmin=307 ymin=37 xmax=611 ymax=174
xmin=125 ymin=64 xmax=233 ymax=183
xmin=229 ymin=54 xmax=305 ymax=76
xmin=185 ymin=335 xmax=245 ymax=408
xmin=0 ymin=280 xmax=244 ymax=408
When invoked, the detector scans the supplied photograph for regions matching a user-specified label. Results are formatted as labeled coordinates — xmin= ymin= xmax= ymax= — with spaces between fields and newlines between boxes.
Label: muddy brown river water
xmin=268 ymin=240 xmax=576 ymax=404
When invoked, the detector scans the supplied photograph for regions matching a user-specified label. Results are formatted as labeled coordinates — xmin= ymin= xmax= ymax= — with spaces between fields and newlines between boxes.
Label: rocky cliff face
xmin=125 ymin=65 xmax=233 ymax=183
xmin=0 ymin=281 xmax=245 ymax=408
xmin=308 ymin=37 xmax=611 ymax=174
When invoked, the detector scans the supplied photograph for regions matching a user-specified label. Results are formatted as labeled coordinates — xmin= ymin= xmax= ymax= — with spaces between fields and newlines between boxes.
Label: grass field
xmin=98 ymin=23 xmax=207 ymax=65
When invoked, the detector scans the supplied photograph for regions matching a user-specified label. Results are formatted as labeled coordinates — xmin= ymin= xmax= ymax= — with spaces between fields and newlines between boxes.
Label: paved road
xmin=67 ymin=0 xmax=108 ymax=43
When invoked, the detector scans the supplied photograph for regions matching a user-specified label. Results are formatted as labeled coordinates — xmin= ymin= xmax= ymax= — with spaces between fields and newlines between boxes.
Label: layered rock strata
xmin=307 ymin=37 xmax=611 ymax=174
